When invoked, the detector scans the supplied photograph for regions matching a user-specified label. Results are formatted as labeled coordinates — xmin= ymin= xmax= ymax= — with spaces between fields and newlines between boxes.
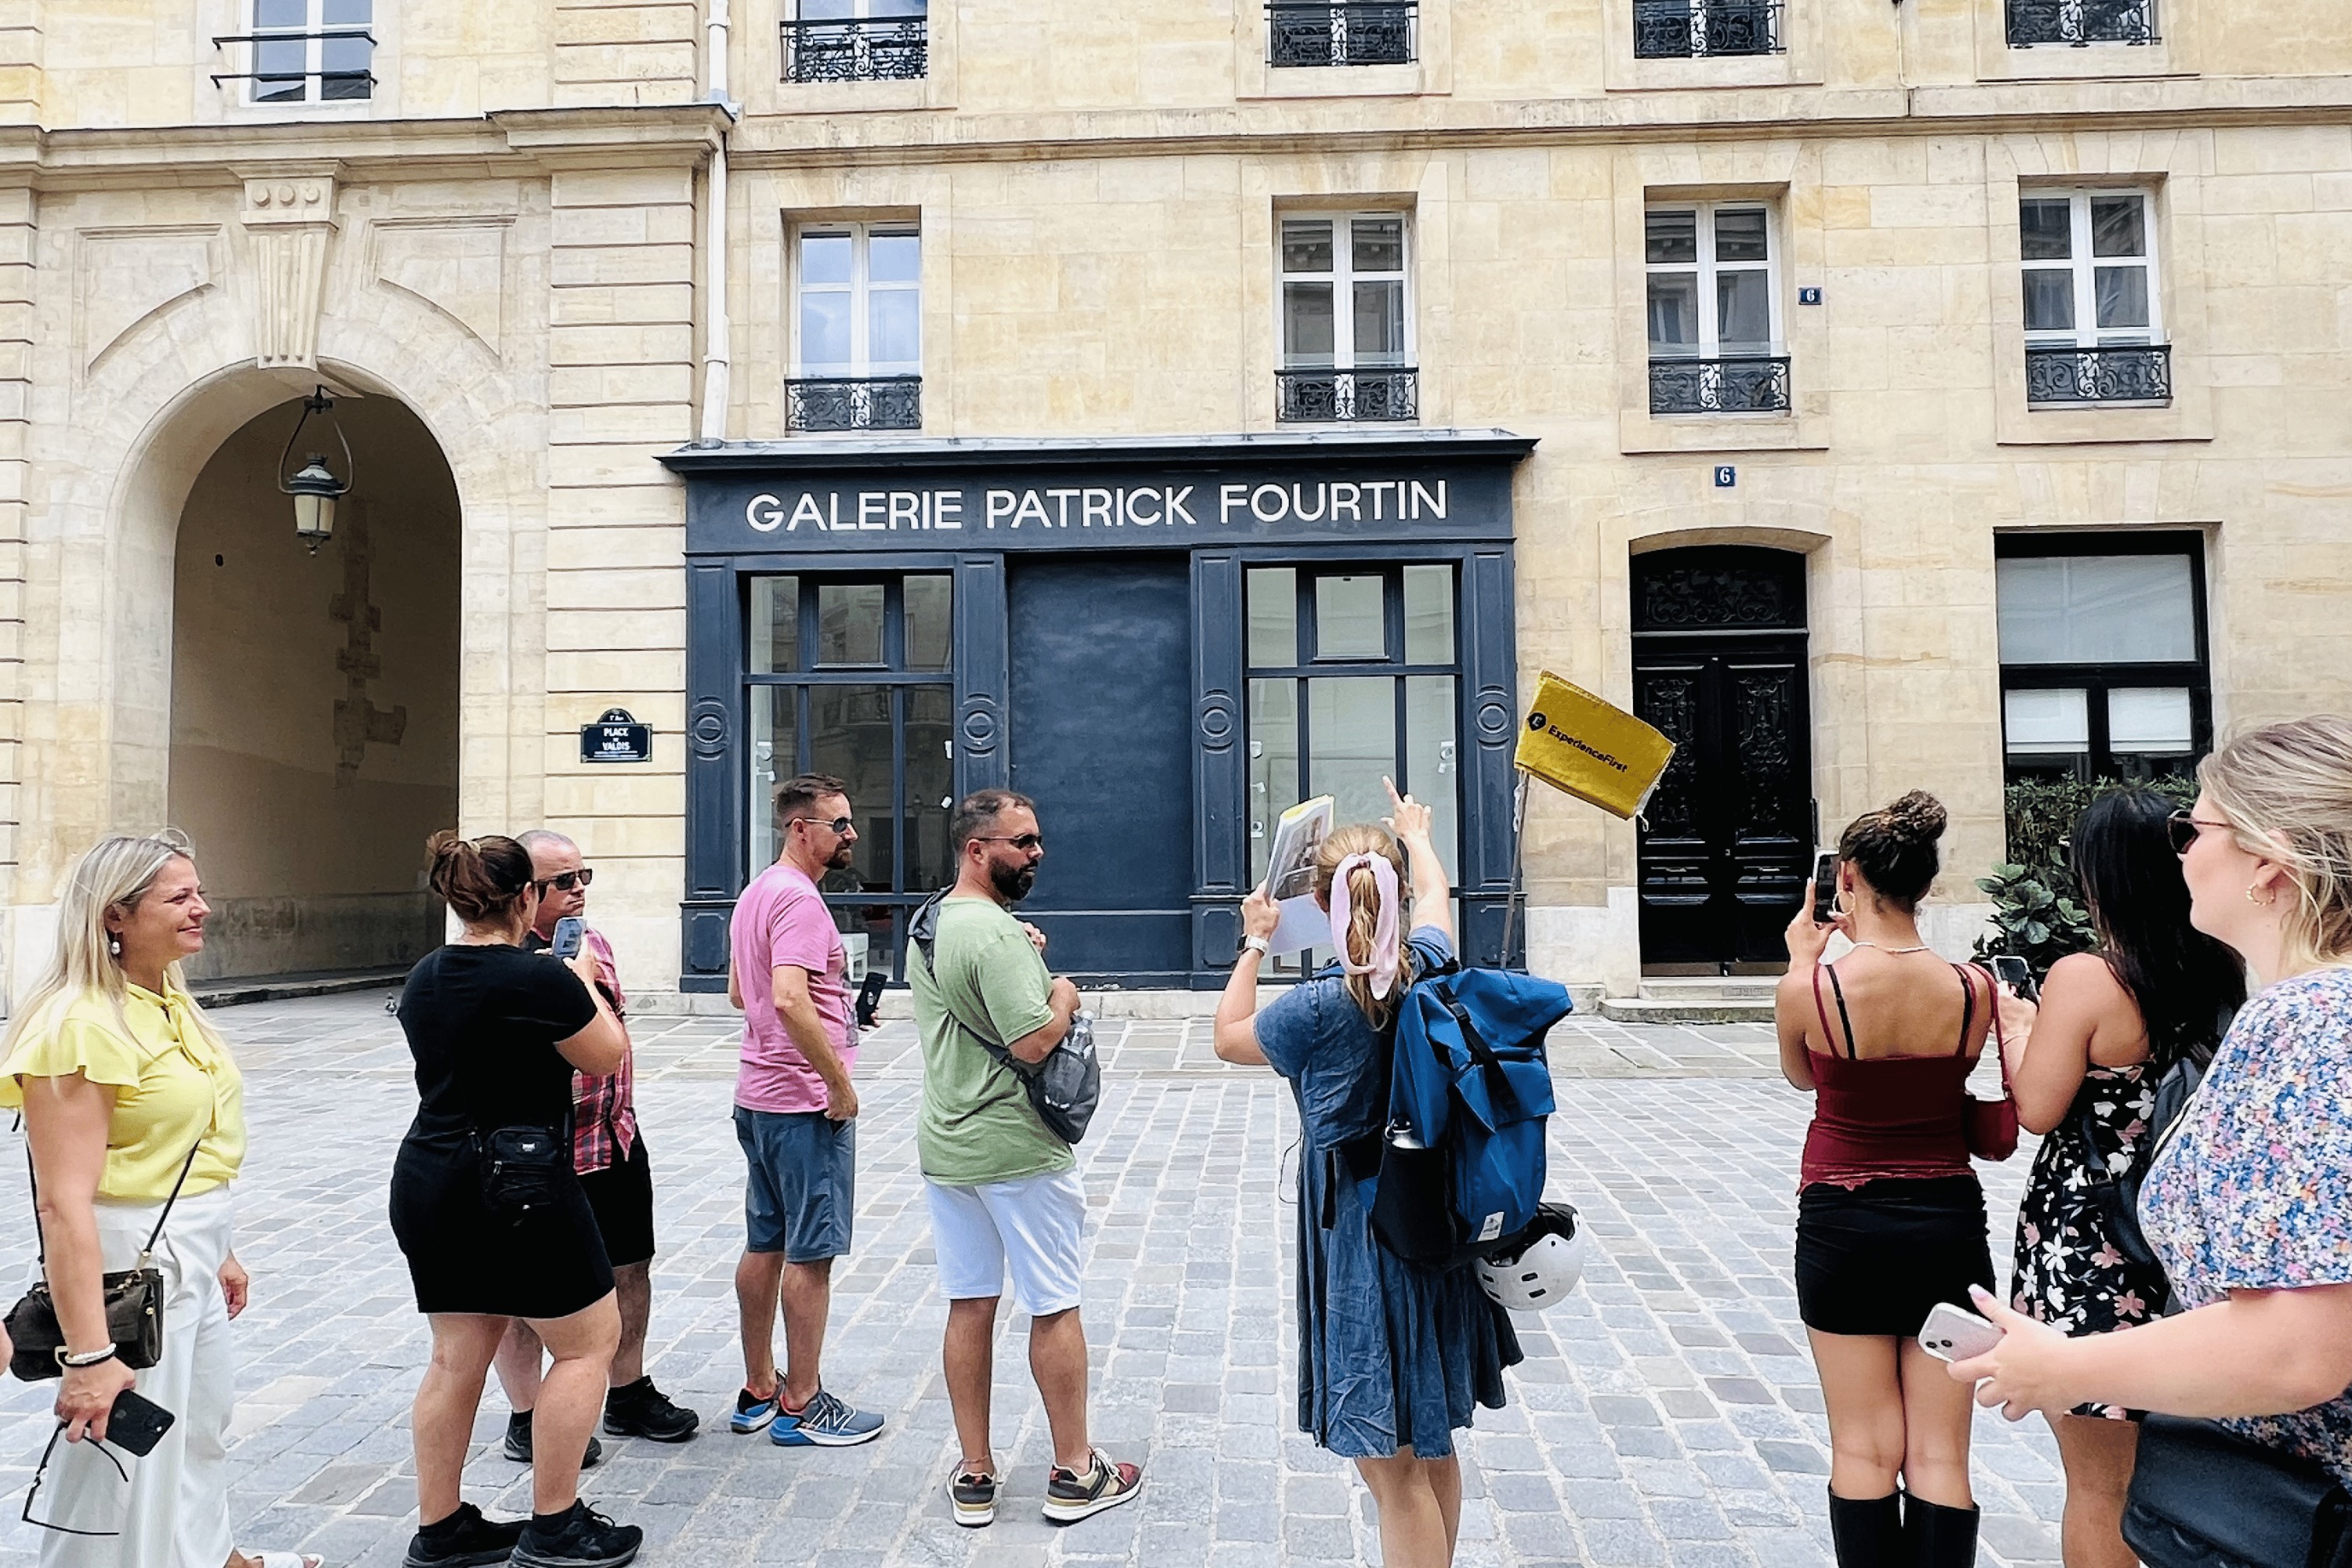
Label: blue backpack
xmin=1368 ymin=963 xmax=1573 ymax=1270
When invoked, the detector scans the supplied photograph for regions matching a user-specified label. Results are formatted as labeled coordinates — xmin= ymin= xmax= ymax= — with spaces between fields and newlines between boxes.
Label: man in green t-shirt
xmin=909 ymin=789 xmax=1144 ymax=1532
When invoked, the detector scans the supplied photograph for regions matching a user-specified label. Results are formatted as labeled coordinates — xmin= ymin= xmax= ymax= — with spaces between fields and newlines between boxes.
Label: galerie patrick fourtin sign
xmin=678 ymin=459 xmax=1519 ymax=552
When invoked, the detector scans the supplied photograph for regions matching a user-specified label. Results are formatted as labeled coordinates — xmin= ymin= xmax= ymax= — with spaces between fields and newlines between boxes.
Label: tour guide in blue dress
xmin=1214 ymin=779 xmax=1521 ymax=1568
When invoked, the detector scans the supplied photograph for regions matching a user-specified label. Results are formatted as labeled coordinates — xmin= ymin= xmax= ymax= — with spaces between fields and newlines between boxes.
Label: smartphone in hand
xmin=1917 ymin=1301 xmax=2005 ymax=1363
xmin=1990 ymin=953 xmax=2037 ymax=1002
xmin=103 ymin=1389 xmax=176 ymax=1457
xmin=1811 ymin=851 xmax=1840 ymax=926
xmin=550 ymin=916 xmax=585 ymax=960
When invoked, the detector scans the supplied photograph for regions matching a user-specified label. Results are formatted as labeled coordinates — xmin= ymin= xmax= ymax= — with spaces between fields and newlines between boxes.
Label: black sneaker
xmin=510 ymin=1501 xmax=642 ymax=1568
xmin=405 ymin=1501 xmax=526 ymax=1568
xmin=601 ymin=1377 xmax=699 ymax=1443
xmin=949 ymin=1468 xmax=999 ymax=1529
xmin=503 ymin=1411 xmax=604 ymax=1469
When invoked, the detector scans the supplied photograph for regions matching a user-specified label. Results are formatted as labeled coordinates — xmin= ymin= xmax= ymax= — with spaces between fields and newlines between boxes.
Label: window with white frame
xmin=1276 ymin=213 xmax=1417 ymax=422
xmin=1644 ymin=203 xmax=1788 ymax=413
xmin=789 ymin=223 xmax=921 ymax=431
xmin=2019 ymin=190 xmax=2169 ymax=404
xmin=237 ymin=0 xmax=373 ymax=104
xmin=1996 ymin=535 xmax=2209 ymax=784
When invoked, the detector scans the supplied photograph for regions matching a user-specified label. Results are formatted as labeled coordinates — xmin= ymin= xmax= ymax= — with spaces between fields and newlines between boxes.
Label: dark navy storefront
xmin=663 ymin=430 xmax=1535 ymax=992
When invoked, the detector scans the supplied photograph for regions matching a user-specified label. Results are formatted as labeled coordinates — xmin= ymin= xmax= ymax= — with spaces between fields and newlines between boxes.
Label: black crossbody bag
xmin=2125 ymin=1414 xmax=2352 ymax=1568
xmin=8 ymin=1140 xmax=201 ymax=1382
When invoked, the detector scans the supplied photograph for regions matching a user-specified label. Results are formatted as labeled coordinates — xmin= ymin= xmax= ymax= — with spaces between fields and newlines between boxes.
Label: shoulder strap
xmin=25 ymin=1134 xmax=202 ymax=1267
xmin=1822 ymin=964 xmax=1860 ymax=1059
xmin=910 ymin=894 xmax=1025 ymax=1075
xmin=1951 ymin=964 xmax=1977 ymax=1057
xmin=140 ymin=1140 xmax=205 ymax=1258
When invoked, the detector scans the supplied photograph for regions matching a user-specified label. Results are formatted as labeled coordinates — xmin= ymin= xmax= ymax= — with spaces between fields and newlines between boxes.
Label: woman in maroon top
xmin=1774 ymin=792 xmax=1998 ymax=1568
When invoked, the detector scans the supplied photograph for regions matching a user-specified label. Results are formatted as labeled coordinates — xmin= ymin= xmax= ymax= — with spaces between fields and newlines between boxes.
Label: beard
xmin=826 ymin=840 xmax=857 ymax=871
xmin=989 ymin=861 xmax=1037 ymax=902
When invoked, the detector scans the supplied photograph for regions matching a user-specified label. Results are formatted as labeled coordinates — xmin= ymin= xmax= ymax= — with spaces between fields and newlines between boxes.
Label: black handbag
xmin=2081 ymin=1056 xmax=2206 ymax=1283
xmin=476 ymin=1125 xmax=569 ymax=1227
xmin=2124 ymin=1414 xmax=2352 ymax=1568
xmin=7 ymin=1142 xmax=201 ymax=1383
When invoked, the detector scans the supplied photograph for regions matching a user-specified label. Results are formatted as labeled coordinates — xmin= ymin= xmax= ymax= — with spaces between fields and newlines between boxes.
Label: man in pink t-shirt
xmin=724 ymin=773 xmax=884 ymax=1448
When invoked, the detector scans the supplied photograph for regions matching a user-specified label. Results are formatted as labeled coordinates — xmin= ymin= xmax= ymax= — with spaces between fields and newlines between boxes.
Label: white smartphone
xmin=1917 ymin=1301 xmax=2004 ymax=1363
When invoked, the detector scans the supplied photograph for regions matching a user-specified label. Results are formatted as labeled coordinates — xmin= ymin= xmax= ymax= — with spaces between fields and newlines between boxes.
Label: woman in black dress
xmin=390 ymin=833 xmax=637 ymax=1568
xmin=1994 ymin=789 xmax=2241 ymax=1568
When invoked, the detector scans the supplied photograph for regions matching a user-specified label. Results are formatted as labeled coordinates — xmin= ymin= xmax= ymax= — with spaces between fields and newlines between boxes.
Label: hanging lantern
xmin=277 ymin=388 xmax=354 ymax=554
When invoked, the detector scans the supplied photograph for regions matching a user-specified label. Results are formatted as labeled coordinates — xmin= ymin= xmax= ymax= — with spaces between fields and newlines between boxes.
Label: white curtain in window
xmin=1995 ymin=555 xmax=2196 ymax=665
xmin=2004 ymin=688 xmax=2089 ymax=754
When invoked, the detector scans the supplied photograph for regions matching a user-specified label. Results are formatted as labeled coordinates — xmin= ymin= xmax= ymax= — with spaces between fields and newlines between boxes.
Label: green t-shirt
xmin=911 ymin=895 xmax=1076 ymax=1188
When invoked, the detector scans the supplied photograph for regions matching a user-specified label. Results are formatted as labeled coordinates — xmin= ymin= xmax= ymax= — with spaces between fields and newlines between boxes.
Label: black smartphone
xmin=1991 ymin=954 xmax=2038 ymax=1001
xmin=104 ymin=1389 xmax=175 ymax=1457
xmin=550 ymin=916 xmax=585 ymax=960
xmin=1811 ymin=851 xmax=1840 ymax=925
xmin=855 ymin=971 xmax=887 ymax=1029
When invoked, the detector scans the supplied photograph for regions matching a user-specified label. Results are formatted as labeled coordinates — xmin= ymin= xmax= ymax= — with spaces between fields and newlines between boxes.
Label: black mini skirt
xmin=1795 ymin=1174 xmax=1994 ymax=1338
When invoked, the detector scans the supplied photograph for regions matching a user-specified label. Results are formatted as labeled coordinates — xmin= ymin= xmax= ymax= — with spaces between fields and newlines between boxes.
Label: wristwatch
xmin=1238 ymin=935 xmax=1272 ymax=958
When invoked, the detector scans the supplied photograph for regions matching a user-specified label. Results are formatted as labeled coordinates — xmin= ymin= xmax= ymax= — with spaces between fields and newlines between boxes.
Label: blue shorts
xmin=733 ymin=1106 xmax=856 ymax=1262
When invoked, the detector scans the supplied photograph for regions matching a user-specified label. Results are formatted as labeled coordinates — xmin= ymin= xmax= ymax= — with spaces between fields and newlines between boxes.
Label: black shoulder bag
xmin=2125 ymin=1414 xmax=2352 ymax=1568
xmin=8 ymin=1140 xmax=201 ymax=1382
xmin=2078 ymin=1054 xmax=2206 ymax=1287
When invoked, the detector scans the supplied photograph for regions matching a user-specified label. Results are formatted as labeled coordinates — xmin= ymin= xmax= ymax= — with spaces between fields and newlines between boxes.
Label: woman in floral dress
xmin=1997 ymin=789 xmax=2243 ymax=1568
xmin=1959 ymin=717 xmax=2352 ymax=1543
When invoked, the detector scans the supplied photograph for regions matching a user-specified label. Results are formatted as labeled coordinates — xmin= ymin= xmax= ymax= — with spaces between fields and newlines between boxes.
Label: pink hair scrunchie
xmin=1328 ymin=851 xmax=1402 ymax=1000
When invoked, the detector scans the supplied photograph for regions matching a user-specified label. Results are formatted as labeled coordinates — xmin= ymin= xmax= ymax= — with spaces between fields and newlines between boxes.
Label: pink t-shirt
xmin=731 ymin=861 xmax=858 ymax=1113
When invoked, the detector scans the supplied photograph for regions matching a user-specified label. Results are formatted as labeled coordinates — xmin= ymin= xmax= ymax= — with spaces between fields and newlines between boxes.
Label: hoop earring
xmin=2246 ymin=882 xmax=2278 ymax=907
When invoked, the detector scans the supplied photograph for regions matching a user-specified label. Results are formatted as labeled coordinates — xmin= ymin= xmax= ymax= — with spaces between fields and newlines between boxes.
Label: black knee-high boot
xmin=1904 ymin=1495 xmax=1981 ymax=1568
xmin=1828 ymin=1489 xmax=1905 ymax=1568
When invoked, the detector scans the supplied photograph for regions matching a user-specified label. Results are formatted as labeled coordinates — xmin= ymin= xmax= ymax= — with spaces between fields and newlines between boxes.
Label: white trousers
xmin=34 ymin=1185 xmax=237 ymax=1568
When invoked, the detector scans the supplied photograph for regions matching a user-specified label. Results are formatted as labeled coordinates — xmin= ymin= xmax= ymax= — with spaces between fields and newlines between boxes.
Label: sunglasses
xmin=975 ymin=833 xmax=1046 ymax=852
xmin=789 ymin=815 xmax=856 ymax=836
xmin=2165 ymin=811 xmax=2231 ymax=857
xmin=535 ymin=869 xmax=593 ymax=892
xmin=23 ymin=1423 xmax=129 ymax=1537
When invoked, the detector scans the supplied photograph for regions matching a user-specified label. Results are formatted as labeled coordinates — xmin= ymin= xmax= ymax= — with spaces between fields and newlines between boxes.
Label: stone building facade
xmin=2 ymin=0 xmax=2348 ymax=1005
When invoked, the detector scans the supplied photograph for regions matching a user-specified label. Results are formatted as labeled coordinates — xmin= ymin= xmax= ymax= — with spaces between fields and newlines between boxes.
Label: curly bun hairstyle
xmin=1837 ymin=790 xmax=1948 ymax=911
xmin=426 ymin=830 xmax=535 ymax=924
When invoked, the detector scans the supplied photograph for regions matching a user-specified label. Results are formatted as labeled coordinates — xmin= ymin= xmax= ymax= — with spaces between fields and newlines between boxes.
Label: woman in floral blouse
xmin=1959 ymin=717 xmax=2352 ymax=1501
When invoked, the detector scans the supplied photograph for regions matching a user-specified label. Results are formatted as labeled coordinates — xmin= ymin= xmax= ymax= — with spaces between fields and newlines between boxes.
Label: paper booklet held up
xmin=1263 ymin=794 xmax=1334 ymax=956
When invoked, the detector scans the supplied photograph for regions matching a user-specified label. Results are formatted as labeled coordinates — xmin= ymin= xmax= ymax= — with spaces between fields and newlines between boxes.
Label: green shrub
xmin=1976 ymin=774 xmax=2196 ymax=978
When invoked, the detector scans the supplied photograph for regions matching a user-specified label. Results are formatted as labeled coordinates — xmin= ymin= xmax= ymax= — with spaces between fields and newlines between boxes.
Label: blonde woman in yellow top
xmin=0 ymin=833 xmax=312 ymax=1568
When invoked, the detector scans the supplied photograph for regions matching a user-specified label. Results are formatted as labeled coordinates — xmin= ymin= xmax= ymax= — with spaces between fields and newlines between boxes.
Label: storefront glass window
xmin=1995 ymin=538 xmax=2208 ymax=784
xmin=1247 ymin=567 xmax=1298 ymax=666
xmin=1403 ymin=564 xmax=1454 ymax=663
xmin=1316 ymin=574 xmax=1386 ymax=659
xmin=746 ymin=572 xmax=953 ymax=980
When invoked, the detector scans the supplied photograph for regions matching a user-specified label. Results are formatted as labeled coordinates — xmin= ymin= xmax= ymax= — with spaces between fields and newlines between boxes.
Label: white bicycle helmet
xmin=1475 ymin=1203 xmax=1587 ymax=1312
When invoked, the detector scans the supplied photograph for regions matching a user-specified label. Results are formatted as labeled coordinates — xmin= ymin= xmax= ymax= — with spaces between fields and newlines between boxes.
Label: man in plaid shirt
xmin=492 ymin=829 xmax=700 ymax=1462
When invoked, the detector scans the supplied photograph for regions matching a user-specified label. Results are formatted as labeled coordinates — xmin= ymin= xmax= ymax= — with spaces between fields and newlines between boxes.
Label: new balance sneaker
xmin=949 ymin=1468 xmax=999 ymax=1529
xmin=768 ymin=1386 xmax=884 ymax=1448
xmin=509 ymin=1501 xmax=642 ymax=1568
xmin=1042 ymin=1450 xmax=1144 ymax=1525
xmin=728 ymin=1387 xmax=779 ymax=1435
xmin=503 ymin=1411 xmax=603 ymax=1469
xmin=404 ymin=1502 xmax=526 ymax=1568
xmin=601 ymin=1377 xmax=699 ymax=1443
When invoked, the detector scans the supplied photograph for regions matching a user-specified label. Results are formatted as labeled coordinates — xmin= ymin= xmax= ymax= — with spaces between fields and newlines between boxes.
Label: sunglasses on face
xmin=535 ymin=869 xmax=593 ymax=892
xmin=975 ymin=833 xmax=1045 ymax=852
xmin=2166 ymin=811 xmax=2231 ymax=857
xmin=790 ymin=815 xmax=856 ymax=836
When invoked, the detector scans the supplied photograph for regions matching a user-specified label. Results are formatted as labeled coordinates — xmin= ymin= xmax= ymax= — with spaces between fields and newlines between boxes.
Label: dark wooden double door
xmin=1632 ymin=548 xmax=1813 ymax=971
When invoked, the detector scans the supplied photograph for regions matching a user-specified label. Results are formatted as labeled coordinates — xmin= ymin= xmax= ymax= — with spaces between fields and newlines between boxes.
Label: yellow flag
xmin=1514 ymin=671 xmax=1677 ymax=820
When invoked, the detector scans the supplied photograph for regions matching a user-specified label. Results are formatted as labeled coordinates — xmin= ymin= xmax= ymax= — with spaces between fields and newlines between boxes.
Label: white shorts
xmin=923 ymin=1167 xmax=1087 ymax=1317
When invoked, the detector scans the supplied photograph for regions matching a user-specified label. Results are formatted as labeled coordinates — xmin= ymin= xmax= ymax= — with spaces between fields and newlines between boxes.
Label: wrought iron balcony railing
xmin=209 ymin=27 xmax=377 ymax=100
xmin=2005 ymin=0 xmax=2158 ymax=45
xmin=1276 ymin=368 xmax=1419 ymax=423
xmin=786 ymin=376 xmax=924 ymax=432
xmin=1632 ymin=0 xmax=1784 ymax=57
xmin=1649 ymin=356 xmax=1791 ymax=415
xmin=2024 ymin=345 xmax=2171 ymax=405
xmin=1267 ymin=2 xmax=1417 ymax=67
xmin=783 ymin=16 xmax=928 ymax=82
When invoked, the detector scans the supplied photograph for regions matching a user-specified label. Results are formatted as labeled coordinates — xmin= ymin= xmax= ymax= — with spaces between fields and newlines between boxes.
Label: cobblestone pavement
xmin=0 ymin=993 xmax=2068 ymax=1568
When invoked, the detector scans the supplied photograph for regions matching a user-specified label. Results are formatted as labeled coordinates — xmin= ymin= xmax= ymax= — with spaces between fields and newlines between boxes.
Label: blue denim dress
xmin=1255 ymin=927 xmax=1522 ymax=1460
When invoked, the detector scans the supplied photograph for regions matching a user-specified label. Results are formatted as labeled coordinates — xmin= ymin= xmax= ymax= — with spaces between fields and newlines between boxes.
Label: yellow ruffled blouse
xmin=0 ymin=982 xmax=247 ymax=1202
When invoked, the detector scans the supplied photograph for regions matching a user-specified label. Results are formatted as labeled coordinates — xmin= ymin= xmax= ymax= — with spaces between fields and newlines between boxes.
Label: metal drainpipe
xmin=697 ymin=0 xmax=735 ymax=443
